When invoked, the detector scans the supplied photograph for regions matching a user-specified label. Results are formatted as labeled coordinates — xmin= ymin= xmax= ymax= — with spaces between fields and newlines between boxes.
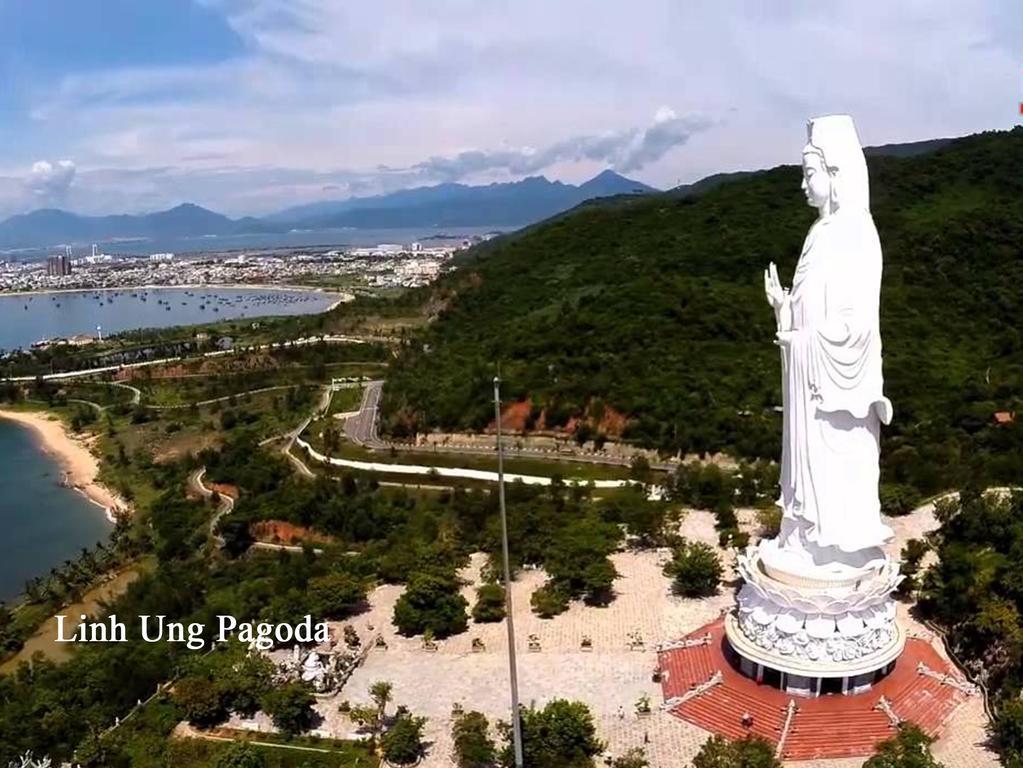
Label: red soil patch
xmin=498 ymin=401 xmax=534 ymax=432
xmin=659 ymin=618 xmax=970 ymax=761
xmin=209 ymin=482 xmax=239 ymax=500
xmin=250 ymin=520 xmax=334 ymax=546
xmin=491 ymin=398 xmax=628 ymax=439
xmin=595 ymin=404 xmax=627 ymax=437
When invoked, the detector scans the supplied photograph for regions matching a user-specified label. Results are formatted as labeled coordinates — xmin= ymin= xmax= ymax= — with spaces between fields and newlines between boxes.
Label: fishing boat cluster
xmin=22 ymin=288 xmax=332 ymax=349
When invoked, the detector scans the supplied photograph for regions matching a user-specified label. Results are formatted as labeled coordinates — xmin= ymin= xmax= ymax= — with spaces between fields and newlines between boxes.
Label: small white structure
xmin=725 ymin=115 xmax=904 ymax=697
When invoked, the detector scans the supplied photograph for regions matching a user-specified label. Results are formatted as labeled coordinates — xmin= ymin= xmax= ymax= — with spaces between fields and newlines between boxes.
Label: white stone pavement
xmin=250 ymin=504 xmax=997 ymax=767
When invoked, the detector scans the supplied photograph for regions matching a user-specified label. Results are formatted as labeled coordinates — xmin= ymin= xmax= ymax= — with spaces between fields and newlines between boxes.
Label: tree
xmin=350 ymin=704 xmax=383 ymax=748
xmin=370 ymin=680 xmax=394 ymax=725
xmin=74 ymin=731 xmax=130 ymax=768
xmin=393 ymin=572 xmax=469 ymax=638
xmin=453 ymin=710 xmax=497 ymax=768
xmin=382 ymin=711 xmax=428 ymax=765
xmin=692 ymin=735 xmax=780 ymax=768
xmin=993 ymin=698 xmax=1023 ymax=762
xmin=897 ymin=538 xmax=929 ymax=597
xmin=214 ymin=742 xmax=268 ymax=768
xmin=863 ymin=724 xmax=946 ymax=768
xmin=472 ymin=583 xmax=507 ymax=623
xmin=628 ymin=455 xmax=652 ymax=484
xmin=599 ymin=488 xmax=670 ymax=548
xmin=663 ymin=539 xmax=722 ymax=597
xmin=261 ymin=682 xmax=317 ymax=737
xmin=880 ymin=483 xmax=922 ymax=517
xmin=174 ymin=676 xmax=228 ymax=728
xmin=542 ymin=517 xmax=621 ymax=605
xmin=308 ymin=572 xmax=368 ymax=619
xmin=222 ymin=653 xmax=274 ymax=718
xmin=502 ymin=699 xmax=603 ymax=768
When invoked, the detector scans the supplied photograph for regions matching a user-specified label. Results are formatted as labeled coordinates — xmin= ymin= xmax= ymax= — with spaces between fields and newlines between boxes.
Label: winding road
xmin=188 ymin=467 xmax=235 ymax=550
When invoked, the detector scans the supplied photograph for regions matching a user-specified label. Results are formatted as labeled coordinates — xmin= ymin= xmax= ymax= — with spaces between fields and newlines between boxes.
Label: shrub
xmin=692 ymin=735 xmax=780 ymax=767
xmin=718 ymin=528 xmax=749 ymax=549
xmin=756 ymin=506 xmax=782 ymax=538
xmin=472 ymin=583 xmax=506 ymax=623
xmin=531 ymin=582 xmax=571 ymax=618
xmin=864 ymin=723 xmax=945 ymax=767
xmin=612 ymin=748 xmax=650 ymax=768
xmin=214 ymin=743 xmax=268 ymax=768
xmin=664 ymin=539 xmax=722 ymax=597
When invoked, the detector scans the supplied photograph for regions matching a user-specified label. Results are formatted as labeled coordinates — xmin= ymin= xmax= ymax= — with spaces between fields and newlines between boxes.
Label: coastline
xmin=0 ymin=409 xmax=128 ymax=523
xmin=0 ymin=282 xmax=353 ymax=300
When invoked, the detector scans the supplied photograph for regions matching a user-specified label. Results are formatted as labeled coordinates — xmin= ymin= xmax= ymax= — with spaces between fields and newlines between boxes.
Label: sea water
xmin=0 ymin=420 xmax=111 ymax=603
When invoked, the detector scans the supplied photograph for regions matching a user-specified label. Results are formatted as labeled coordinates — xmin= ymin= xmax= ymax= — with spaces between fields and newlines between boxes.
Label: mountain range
xmin=0 ymin=138 xmax=959 ymax=251
xmin=0 ymin=170 xmax=655 ymax=251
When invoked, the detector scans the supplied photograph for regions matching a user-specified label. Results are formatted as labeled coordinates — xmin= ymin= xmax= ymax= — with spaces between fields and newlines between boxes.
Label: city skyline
xmin=0 ymin=1 xmax=1020 ymax=218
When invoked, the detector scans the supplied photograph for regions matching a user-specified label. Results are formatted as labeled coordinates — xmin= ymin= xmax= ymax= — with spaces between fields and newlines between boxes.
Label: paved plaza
xmin=224 ymin=503 xmax=998 ymax=767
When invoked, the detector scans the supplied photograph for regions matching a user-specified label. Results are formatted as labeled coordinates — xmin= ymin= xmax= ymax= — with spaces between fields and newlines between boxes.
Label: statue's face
xmin=801 ymin=152 xmax=831 ymax=210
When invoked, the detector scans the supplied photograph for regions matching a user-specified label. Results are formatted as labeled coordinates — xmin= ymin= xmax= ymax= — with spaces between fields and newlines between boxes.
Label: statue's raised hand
xmin=763 ymin=262 xmax=787 ymax=310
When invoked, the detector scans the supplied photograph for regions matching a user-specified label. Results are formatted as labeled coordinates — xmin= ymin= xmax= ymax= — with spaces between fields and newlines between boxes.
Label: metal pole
xmin=494 ymin=375 xmax=524 ymax=767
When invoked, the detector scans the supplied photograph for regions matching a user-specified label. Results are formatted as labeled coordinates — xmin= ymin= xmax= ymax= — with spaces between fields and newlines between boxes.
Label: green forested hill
xmin=381 ymin=128 xmax=1023 ymax=495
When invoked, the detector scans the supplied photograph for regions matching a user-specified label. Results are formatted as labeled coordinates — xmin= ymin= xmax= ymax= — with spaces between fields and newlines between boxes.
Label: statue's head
xmin=801 ymin=114 xmax=870 ymax=214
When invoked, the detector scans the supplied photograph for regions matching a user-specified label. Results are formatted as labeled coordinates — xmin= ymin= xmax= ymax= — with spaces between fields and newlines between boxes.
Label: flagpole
xmin=494 ymin=375 xmax=524 ymax=767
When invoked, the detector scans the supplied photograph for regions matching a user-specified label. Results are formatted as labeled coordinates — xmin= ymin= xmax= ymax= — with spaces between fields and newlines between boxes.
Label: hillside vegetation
xmin=381 ymin=128 xmax=1023 ymax=496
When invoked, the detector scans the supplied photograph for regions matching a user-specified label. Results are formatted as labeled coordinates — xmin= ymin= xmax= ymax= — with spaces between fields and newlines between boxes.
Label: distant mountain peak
xmin=589 ymin=169 xmax=629 ymax=181
xmin=578 ymin=169 xmax=656 ymax=195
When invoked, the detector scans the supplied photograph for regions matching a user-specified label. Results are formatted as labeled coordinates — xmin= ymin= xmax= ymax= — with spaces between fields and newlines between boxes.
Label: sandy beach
xmin=0 ymin=409 xmax=129 ymax=522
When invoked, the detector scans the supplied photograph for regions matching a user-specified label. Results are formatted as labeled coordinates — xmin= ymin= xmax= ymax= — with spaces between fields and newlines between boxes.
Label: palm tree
xmin=365 ymin=679 xmax=395 ymax=748
xmin=370 ymin=680 xmax=394 ymax=721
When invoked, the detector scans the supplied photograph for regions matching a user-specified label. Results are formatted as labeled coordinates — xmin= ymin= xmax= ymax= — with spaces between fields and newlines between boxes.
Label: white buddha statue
xmin=301 ymin=650 xmax=326 ymax=687
xmin=762 ymin=114 xmax=893 ymax=574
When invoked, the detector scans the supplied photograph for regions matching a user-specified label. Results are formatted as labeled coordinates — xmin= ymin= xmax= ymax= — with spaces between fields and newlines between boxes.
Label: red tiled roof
xmin=658 ymin=618 xmax=969 ymax=761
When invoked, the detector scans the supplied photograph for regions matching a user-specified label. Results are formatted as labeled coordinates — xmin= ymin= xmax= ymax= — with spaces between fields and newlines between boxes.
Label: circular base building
xmin=723 ymin=538 xmax=905 ymax=697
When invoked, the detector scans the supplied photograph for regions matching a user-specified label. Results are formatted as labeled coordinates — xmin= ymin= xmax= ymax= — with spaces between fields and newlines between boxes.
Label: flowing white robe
xmin=779 ymin=209 xmax=893 ymax=552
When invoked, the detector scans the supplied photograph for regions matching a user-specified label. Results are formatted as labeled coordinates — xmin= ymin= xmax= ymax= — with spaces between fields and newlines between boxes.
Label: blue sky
xmin=0 ymin=0 xmax=1020 ymax=218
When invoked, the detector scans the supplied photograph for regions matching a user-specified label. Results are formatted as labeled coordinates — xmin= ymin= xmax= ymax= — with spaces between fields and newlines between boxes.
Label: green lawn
xmin=166 ymin=737 xmax=379 ymax=768
xmin=329 ymin=386 xmax=365 ymax=415
xmin=117 ymin=698 xmax=379 ymax=768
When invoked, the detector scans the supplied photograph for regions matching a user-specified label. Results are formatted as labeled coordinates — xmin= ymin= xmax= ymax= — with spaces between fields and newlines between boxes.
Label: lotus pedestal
xmin=723 ymin=540 xmax=905 ymax=697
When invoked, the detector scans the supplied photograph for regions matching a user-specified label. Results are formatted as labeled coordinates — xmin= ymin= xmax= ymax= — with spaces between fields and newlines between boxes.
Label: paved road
xmin=188 ymin=467 xmax=235 ymax=550
xmin=343 ymin=379 xmax=386 ymax=448
xmin=109 ymin=381 xmax=142 ymax=405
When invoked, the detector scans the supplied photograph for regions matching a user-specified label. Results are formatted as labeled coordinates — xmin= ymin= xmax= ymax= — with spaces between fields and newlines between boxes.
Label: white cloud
xmin=407 ymin=109 xmax=713 ymax=180
xmin=26 ymin=160 xmax=76 ymax=199
xmin=1 ymin=0 xmax=1020 ymax=216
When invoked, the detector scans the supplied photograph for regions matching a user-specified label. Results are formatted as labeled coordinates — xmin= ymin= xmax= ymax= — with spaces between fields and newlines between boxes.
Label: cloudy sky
xmin=0 ymin=0 xmax=1019 ymax=218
